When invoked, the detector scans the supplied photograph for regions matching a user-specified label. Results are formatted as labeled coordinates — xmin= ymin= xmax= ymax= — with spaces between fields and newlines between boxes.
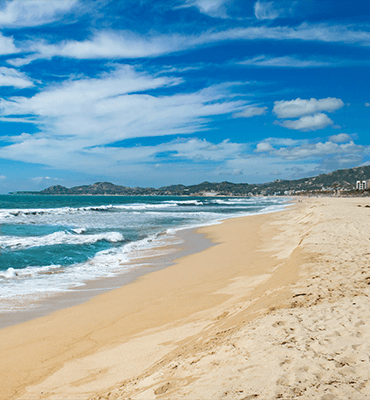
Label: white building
xmin=356 ymin=180 xmax=370 ymax=190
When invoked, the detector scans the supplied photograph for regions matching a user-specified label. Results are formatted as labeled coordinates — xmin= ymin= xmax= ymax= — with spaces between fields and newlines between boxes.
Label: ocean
xmin=0 ymin=195 xmax=289 ymax=314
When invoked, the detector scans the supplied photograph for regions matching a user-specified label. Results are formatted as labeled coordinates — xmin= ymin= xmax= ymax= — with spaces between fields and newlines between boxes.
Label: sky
xmin=0 ymin=0 xmax=369 ymax=192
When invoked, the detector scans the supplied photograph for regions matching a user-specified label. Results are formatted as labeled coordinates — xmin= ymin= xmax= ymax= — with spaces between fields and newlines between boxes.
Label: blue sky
xmin=0 ymin=0 xmax=369 ymax=192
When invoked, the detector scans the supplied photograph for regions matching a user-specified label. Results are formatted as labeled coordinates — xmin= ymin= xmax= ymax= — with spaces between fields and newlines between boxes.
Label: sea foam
xmin=0 ymin=231 xmax=124 ymax=250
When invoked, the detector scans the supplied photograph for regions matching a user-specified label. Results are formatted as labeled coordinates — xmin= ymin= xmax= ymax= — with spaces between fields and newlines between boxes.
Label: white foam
xmin=71 ymin=227 xmax=86 ymax=234
xmin=210 ymin=197 xmax=285 ymax=205
xmin=0 ymin=197 xmax=284 ymax=224
xmin=0 ymin=229 xmax=181 ymax=301
xmin=0 ymin=230 xmax=124 ymax=250
xmin=113 ymin=203 xmax=178 ymax=210
xmin=0 ymin=203 xmax=183 ymax=223
xmin=0 ymin=267 xmax=19 ymax=279
xmin=164 ymin=200 xmax=204 ymax=206
xmin=211 ymin=199 xmax=257 ymax=205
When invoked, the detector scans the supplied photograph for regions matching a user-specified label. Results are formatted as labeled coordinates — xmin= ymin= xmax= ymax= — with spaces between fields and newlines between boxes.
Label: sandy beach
xmin=2 ymin=197 xmax=370 ymax=399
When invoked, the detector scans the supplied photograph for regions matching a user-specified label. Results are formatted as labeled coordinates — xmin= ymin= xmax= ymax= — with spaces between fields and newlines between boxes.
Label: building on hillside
xmin=356 ymin=180 xmax=370 ymax=190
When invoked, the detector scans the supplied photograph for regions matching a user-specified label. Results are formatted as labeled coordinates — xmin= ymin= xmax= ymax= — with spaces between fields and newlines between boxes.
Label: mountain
xmin=13 ymin=165 xmax=370 ymax=196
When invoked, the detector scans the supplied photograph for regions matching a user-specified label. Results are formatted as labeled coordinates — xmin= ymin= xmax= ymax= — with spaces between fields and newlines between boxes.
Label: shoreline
xmin=2 ymin=197 xmax=369 ymax=399
xmin=0 ymin=200 xmax=290 ymax=329
xmin=0 ymin=227 xmax=215 ymax=329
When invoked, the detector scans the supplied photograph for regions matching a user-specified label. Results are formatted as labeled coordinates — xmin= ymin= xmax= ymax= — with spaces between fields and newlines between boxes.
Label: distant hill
xmin=13 ymin=165 xmax=370 ymax=196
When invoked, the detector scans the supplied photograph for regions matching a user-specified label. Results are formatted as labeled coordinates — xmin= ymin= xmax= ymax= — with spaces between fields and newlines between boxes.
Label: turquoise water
xmin=0 ymin=195 xmax=288 ymax=310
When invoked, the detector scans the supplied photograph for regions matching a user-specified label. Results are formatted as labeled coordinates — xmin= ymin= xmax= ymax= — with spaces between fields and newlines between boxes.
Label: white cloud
xmin=256 ymin=142 xmax=275 ymax=152
xmin=237 ymin=137 xmax=368 ymax=177
xmin=224 ymin=133 xmax=370 ymax=181
xmin=0 ymin=34 xmax=18 ymax=55
xmin=168 ymin=138 xmax=244 ymax=161
xmin=273 ymin=97 xmax=344 ymax=119
xmin=0 ymin=117 xmax=36 ymax=123
xmin=211 ymin=23 xmax=370 ymax=47
xmin=220 ymin=168 xmax=243 ymax=176
xmin=329 ymin=133 xmax=352 ymax=143
xmin=28 ymin=31 xmax=192 ymax=60
xmin=7 ymin=55 xmax=39 ymax=67
xmin=274 ymin=141 xmax=364 ymax=160
xmin=1 ymin=132 xmax=367 ymax=185
xmin=224 ymin=137 xmax=370 ymax=182
xmin=275 ymin=113 xmax=334 ymax=131
xmin=0 ymin=67 xmax=247 ymax=171
xmin=273 ymin=98 xmax=344 ymax=132
xmin=11 ymin=23 xmax=370 ymax=65
xmin=0 ymin=67 xmax=33 ymax=88
xmin=31 ymin=176 xmax=64 ymax=185
xmin=365 ymin=102 xmax=370 ymax=107
xmin=0 ymin=64 xmax=183 ymax=133
xmin=0 ymin=0 xmax=77 ymax=28
xmin=0 ymin=175 xmax=7 ymax=180
xmin=254 ymin=1 xmax=285 ymax=20
xmin=0 ymin=136 xmax=245 ymax=178
xmin=239 ymin=55 xmax=339 ymax=68
xmin=180 ymin=0 xmax=230 ymax=18
xmin=232 ymin=106 xmax=267 ymax=118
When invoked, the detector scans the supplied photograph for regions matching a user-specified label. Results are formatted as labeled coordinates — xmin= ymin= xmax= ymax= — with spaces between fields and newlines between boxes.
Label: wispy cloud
xmin=179 ymin=0 xmax=231 ymax=18
xmin=165 ymin=138 xmax=244 ymax=161
xmin=0 ymin=1 xmax=367 ymax=188
xmin=0 ymin=0 xmax=78 ymax=28
xmin=0 ymin=34 xmax=18 ymax=55
xmin=254 ymin=1 xmax=288 ymax=20
xmin=226 ymin=134 xmax=370 ymax=181
xmin=7 ymin=55 xmax=39 ymax=67
xmin=254 ymin=135 xmax=366 ymax=161
xmin=1 ymin=131 xmax=367 ymax=184
xmin=274 ymin=140 xmax=365 ymax=160
xmin=211 ymin=23 xmax=370 ymax=46
xmin=10 ymin=23 xmax=370 ymax=65
xmin=232 ymin=105 xmax=268 ymax=118
xmin=0 ymin=117 xmax=37 ymax=123
xmin=0 ymin=66 xmax=247 ymax=171
xmin=251 ymin=138 xmax=370 ymax=179
xmin=0 ymin=67 xmax=33 ymax=88
xmin=25 ymin=31 xmax=196 ymax=61
xmin=238 ymin=55 xmax=344 ymax=68
xmin=31 ymin=176 xmax=64 ymax=185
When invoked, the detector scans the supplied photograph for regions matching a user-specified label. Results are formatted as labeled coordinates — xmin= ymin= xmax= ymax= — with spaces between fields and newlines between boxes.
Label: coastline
xmin=0 ymin=227 xmax=215 ymax=329
xmin=2 ymin=197 xmax=370 ymax=399
xmin=0 ymin=197 xmax=289 ymax=328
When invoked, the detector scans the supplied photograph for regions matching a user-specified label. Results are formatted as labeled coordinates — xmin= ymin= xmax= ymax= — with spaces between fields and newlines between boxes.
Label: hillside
xmin=13 ymin=165 xmax=370 ymax=196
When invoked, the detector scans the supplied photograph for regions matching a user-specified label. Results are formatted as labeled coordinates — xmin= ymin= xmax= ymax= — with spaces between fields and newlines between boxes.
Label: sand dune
xmin=2 ymin=197 xmax=370 ymax=399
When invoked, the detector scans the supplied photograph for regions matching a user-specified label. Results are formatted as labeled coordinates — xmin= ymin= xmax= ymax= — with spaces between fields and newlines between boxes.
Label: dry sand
xmin=1 ymin=197 xmax=370 ymax=399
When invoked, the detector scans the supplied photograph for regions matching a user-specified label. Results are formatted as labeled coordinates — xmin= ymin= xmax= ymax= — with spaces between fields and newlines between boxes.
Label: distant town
xmin=12 ymin=165 xmax=370 ymax=197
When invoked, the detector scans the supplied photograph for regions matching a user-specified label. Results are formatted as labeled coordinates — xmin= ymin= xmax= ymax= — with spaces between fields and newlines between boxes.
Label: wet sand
xmin=2 ymin=197 xmax=370 ymax=399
